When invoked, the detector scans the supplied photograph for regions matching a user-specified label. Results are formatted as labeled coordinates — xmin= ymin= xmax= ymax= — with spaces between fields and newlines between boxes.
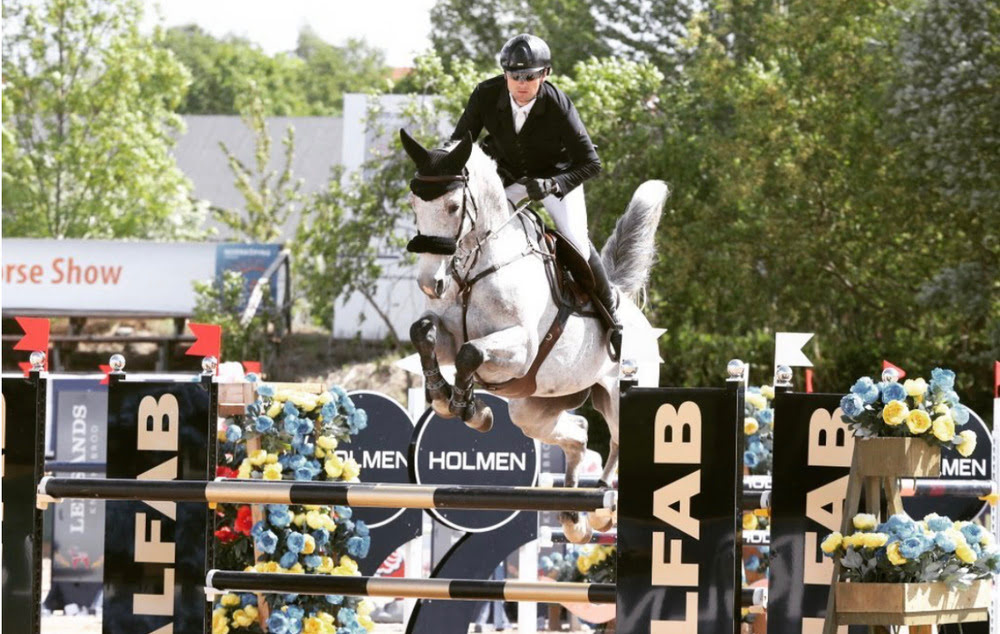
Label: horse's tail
xmin=600 ymin=180 xmax=669 ymax=303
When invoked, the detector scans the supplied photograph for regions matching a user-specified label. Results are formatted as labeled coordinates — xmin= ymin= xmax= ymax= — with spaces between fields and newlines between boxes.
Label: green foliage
xmin=213 ymin=84 xmax=303 ymax=243
xmin=2 ymin=0 xmax=206 ymax=239
xmin=159 ymin=25 xmax=390 ymax=116
xmin=193 ymin=270 xmax=275 ymax=364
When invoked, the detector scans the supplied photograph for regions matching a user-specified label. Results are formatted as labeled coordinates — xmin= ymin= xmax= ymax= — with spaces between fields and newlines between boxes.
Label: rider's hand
xmin=522 ymin=177 xmax=559 ymax=201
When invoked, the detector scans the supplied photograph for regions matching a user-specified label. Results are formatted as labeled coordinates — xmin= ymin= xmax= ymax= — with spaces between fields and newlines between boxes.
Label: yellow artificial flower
xmin=883 ymin=400 xmax=909 ymax=426
xmin=217 ymin=427 xmax=228 ymax=442
xmin=232 ymin=609 xmax=254 ymax=628
xmin=945 ymin=528 xmax=968 ymax=547
xmin=956 ymin=544 xmax=977 ymax=564
xmin=302 ymin=534 xmax=316 ymax=555
xmin=863 ymin=533 xmax=889 ymax=549
xmin=747 ymin=393 xmax=767 ymax=410
xmin=317 ymin=556 xmax=335 ymax=573
xmin=359 ymin=614 xmax=376 ymax=631
xmin=853 ymin=513 xmax=878 ymax=531
xmin=265 ymin=561 xmax=280 ymax=572
xmin=743 ymin=513 xmax=759 ymax=530
xmin=289 ymin=563 xmax=304 ymax=573
xmin=761 ymin=385 xmax=775 ymax=400
xmin=245 ymin=605 xmax=258 ymax=618
xmin=324 ymin=456 xmax=344 ymax=478
xmin=212 ymin=610 xmax=230 ymax=634
xmin=744 ymin=418 xmax=759 ymax=435
xmin=887 ymin=542 xmax=907 ymax=565
xmin=237 ymin=461 xmax=253 ymax=479
xmin=577 ymin=554 xmax=594 ymax=574
xmin=293 ymin=513 xmax=306 ymax=528
xmin=957 ymin=430 xmax=977 ymax=457
xmin=318 ymin=391 xmax=334 ymax=405
xmin=905 ymin=410 xmax=932 ymax=435
xmin=342 ymin=458 xmax=361 ymax=481
xmin=981 ymin=532 xmax=995 ymax=547
xmin=248 ymin=449 xmax=269 ymax=466
xmin=317 ymin=435 xmax=338 ymax=450
xmin=358 ymin=600 xmax=374 ymax=618
xmin=265 ymin=452 xmax=279 ymax=464
xmin=821 ymin=532 xmax=843 ymax=554
xmin=932 ymin=414 xmax=956 ymax=442
xmin=266 ymin=401 xmax=282 ymax=418
xmin=904 ymin=378 xmax=928 ymax=400
xmin=321 ymin=514 xmax=337 ymax=531
xmin=934 ymin=404 xmax=950 ymax=415
xmin=306 ymin=510 xmax=324 ymax=530
xmin=263 ymin=463 xmax=283 ymax=480
xmin=221 ymin=593 xmax=240 ymax=607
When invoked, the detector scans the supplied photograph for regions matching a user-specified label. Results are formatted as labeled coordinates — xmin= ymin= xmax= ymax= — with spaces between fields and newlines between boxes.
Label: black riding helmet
xmin=499 ymin=34 xmax=551 ymax=73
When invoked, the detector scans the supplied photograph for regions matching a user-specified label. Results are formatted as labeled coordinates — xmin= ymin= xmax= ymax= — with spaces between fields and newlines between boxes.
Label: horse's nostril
xmin=435 ymin=279 xmax=446 ymax=297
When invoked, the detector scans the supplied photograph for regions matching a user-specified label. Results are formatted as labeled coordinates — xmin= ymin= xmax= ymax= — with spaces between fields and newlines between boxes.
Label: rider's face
xmin=505 ymin=71 xmax=547 ymax=106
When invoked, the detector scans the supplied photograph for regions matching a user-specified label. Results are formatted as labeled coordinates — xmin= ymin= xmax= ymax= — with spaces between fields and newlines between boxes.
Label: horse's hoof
xmin=588 ymin=512 xmax=615 ymax=533
xmin=432 ymin=400 xmax=456 ymax=419
xmin=464 ymin=406 xmax=493 ymax=433
xmin=558 ymin=511 xmax=593 ymax=544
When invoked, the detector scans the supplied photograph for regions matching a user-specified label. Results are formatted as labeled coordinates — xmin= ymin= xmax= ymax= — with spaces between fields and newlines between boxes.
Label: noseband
xmin=406 ymin=170 xmax=478 ymax=256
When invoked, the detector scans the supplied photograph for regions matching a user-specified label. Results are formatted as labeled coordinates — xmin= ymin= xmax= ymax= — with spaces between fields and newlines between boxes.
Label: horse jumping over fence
xmin=401 ymin=129 xmax=667 ymax=543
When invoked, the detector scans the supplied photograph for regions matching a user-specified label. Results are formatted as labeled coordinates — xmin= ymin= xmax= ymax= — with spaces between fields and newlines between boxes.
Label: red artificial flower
xmin=216 ymin=465 xmax=238 ymax=478
xmin=235 ymin=505 xmax=254 ymax=535
xmin=214 ymin=526 xmax=239 ymax=543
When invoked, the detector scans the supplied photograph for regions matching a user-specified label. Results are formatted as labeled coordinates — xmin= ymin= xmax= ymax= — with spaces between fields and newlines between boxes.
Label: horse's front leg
xmin=410 ymin=314 xmax=454 ymax=419
xmin=450 ymin=325 xmax=533 ymax=432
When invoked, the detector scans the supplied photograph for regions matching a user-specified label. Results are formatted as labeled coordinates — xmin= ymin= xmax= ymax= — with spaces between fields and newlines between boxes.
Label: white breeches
xmin=505 ymin=182 xmax=590 ymax=256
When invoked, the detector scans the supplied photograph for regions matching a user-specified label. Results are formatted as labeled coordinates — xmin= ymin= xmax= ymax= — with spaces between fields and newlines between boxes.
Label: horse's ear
xmin=399 ymin=128 xmax=429 ymax=169
xmin=441 ymin=131 xmax=473 ymax=174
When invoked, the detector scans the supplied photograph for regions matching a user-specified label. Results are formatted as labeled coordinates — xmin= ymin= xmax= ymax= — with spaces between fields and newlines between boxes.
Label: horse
xmin=400 ymin=129 xmax=667 ymax=543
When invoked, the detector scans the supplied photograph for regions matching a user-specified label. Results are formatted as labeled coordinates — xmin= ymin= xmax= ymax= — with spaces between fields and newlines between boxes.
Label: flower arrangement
xmin=540 ymin=544 xmax=616 ymax=585
xmin=839 ymin=368 xmax=975 ymax=455
xmin=212 ymin=378 xmax=375 ymax=634
xmin=821 ymin=512 xmax=1000 ymax=587
xmin=743 ymin=386 xmax=774 ymax=475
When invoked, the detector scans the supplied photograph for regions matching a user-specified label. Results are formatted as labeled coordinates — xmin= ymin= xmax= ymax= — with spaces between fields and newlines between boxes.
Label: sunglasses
xmin=506 ymin=69 xmax=546 ymax=82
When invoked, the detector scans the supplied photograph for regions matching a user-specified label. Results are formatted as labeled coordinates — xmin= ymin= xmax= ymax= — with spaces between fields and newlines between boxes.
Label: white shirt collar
xmin=510 ymin=95 xmax=536 ymax=115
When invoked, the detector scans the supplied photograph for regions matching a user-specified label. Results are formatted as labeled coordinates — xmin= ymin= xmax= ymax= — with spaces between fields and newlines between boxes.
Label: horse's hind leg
xmin=588 ymin=380 xmax=620 ymax=532
xmin=410 ymin=314 xmax=454 ymax=419
xmin=508 ymin=393 xmax=594 ymax=544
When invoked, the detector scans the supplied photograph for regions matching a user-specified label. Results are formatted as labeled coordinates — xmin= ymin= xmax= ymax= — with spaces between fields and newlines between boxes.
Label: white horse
xmin=401 ymin=129 xmax=667 ymax=542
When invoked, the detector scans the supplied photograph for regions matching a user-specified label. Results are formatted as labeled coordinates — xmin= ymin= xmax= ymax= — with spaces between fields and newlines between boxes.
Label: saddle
xmin=475 ymin=211 xmax=602 ymax=398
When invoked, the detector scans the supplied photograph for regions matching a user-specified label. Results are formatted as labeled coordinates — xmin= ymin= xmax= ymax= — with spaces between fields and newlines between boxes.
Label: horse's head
xmin=400 ymin=128 xmax=476 ymax=299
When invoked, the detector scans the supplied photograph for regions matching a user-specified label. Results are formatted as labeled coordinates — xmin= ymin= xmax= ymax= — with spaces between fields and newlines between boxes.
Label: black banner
xmin=618 ymin=380 xmax=743 ymax=634
xmin=102 ymin=377 xmax=211 ymax=634
xmin=2 ymin=373 xmax=45 ymax=634
xmin=769 ymin=391 xmax=990 ymax=634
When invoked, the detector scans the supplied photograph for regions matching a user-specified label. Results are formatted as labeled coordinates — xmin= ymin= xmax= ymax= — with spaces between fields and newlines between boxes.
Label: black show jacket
xmin=450 ymin=75 xmax=601 ymax=197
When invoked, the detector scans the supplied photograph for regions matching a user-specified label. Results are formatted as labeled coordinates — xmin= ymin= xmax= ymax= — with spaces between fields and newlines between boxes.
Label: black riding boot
xmin=588 ymin=245 xmax=622 ymax=361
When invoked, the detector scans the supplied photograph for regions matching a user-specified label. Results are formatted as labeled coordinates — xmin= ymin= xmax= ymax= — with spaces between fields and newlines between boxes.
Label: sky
xmin=141 ymin=0 xmax=437 ymax=67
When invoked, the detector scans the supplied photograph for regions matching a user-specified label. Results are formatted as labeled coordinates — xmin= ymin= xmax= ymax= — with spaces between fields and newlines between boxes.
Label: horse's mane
xmin=442 ymin=139 xmax=508 ymax=220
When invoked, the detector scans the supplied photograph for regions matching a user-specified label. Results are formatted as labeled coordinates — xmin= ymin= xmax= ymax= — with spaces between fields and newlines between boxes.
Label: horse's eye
xmin=447 ymin=202 xmax=460 ymax=214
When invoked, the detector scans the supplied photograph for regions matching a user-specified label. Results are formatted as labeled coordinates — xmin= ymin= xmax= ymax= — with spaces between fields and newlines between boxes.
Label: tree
xmin=2 ymin=0 xmax=206 ymax=239
xmin=295 ymin=28 xmax=391 ymax=115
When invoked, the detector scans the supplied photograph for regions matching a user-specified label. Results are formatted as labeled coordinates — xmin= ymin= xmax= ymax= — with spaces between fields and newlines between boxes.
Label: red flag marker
xmin=14 ymin=316 xmax=50 ymax=351
xmin=242 ymin=361 xmax=261 ymax=375
xmin=882 ymin=360 xmax=907 ymax=379
xmin=805 ymin=368 xmax=814 ymax=393
xmin=186 ymin=323 xmax=222 ymax=359
xmin=100 ymin=364 xmax=113 ymax=385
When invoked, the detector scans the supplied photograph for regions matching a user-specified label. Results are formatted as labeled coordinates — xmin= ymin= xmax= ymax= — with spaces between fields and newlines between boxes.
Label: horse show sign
xmin=410 ymin=392 xmax=539 ymax=532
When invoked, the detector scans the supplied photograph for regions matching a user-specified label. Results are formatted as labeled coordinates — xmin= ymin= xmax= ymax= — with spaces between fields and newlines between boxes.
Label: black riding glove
xmin=523 ymin=177 xmax=559 ymax=201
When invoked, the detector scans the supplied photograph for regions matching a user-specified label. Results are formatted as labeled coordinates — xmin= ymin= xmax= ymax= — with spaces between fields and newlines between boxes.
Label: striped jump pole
xmin=37 ymin=477 xmax=616 ymax=513
xmin=205 ymin=571 xmax=616 ymax=605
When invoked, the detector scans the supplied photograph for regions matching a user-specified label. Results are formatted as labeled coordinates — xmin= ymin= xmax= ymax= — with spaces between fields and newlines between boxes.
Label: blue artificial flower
xmin=284 ymin=415 xmax=301 ymax=435
xmin=349 ymin=409 xmax=368 ymax=433
xmin=347 ymin=536 xmax=371 ymax=558
xmin=251 ymin=520 xmax=268 ymax=538
xmin=925 ymin=514 xmax=952 ymax=532
xmin=286 ymin=455 xmax=306 ymax=470
xmin=961 ymin=523 xmax=984 ymax=545
xmin=900 ymin=536 xmax=928 ymax=559
xmin=312 ymin=528 xmax=330 ymax=546
xmin=881 ymin=382 xmax=907 ymax=403
xmin=284 ymin=401 xmax=300 ymax=417
xmin=934 ymin=532 xmax=957 ymax=552
xmin=256 ymin=530 xmax=278 ymax=554
xmin=304 ymin=554 xmax=322 ymax=569
xmin=851 ymin=377 xmax=880 ymax=405
xmin=280 ymin=551 xmax=298 ymax=569
xmin=246 ymin=402 xmax=261 ymax=417
xmin=245 ymin=373 xmax=260 ymax=383
xmin=295 ymin=440 xmax=315 ymax=457
xmin=287 ymin=614 xmax=303 ymax=634
xmin=743 ymin=451 xmax=760 ymax=468
xmin=840 ymin=394 xmax=865 ymax=418
xmin=745 ymin=555 xmax=761 ymax=572
xmin=341 ymin=399 xmax=356 ymax=416
xmin=540 ymin=556 xmax=553 ymax=571
xmin=952 ymin=405 xmax=970 ymax=426
xmin=334 ymin=506 xmax=352 ymax=520
xmin=885 ymin=514 xmax=918 ymax=539
xmin=941 ymin=390 xmax=960 ymax=407
xmin=756 ymin=409 xmax=774 ymax=425
xmin=747 ymin=438 xmax=763 ymax=454
xmin=355 ymin=520 xmax=370 ymax=537
xmin=320 ymin=402 xmax=337 ymax=421
xmin=931 ymin=368 xmax=956 ymax=392
xmin=269 ymin=509 xmax=293 ymax=528
xmin=226 ymin=424 xmax=242 ymax=443
xmin=283 ymin=594 xmax=299 ymax=603
xmin=325 ymin=594 xmax=344 ymax=605
xmin=286 ymin=606 xmax=304 ymax=621
xmin=257 ymin=384 xmax=275 ymax=397
xmin=330 ymin=386 xmax=348 ymax=401
xmin=286 ymin=531 xmax=306 ymax=554
xmin=240 ymin=593 xmax=257 ymax=607
xmin=294 ymin=466 xmax=316 ymax=481
xmin=255 ymin=415 xmax=274 ymax=433
xmin=338 ymin=607 xmax=359 ymax=627
xmin=267 ymin=611 xmax=290 ymax=634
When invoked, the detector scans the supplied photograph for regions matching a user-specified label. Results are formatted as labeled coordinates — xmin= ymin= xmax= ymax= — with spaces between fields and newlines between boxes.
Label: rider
xmin=449 ymin=33 xmax=622 ymax=359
